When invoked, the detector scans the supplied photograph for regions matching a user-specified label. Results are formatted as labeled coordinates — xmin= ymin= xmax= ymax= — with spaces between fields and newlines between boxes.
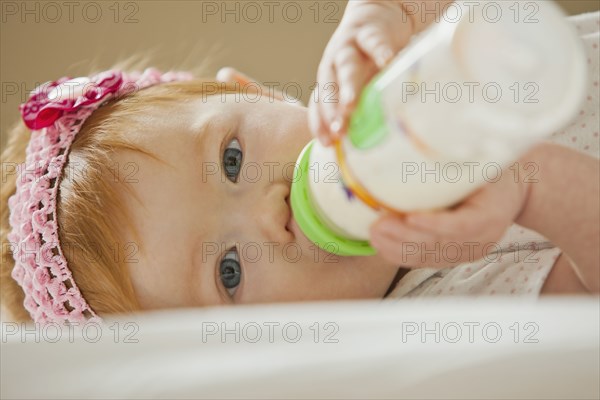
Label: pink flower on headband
xmin=20 ymin=71 xmax=124 ymax=130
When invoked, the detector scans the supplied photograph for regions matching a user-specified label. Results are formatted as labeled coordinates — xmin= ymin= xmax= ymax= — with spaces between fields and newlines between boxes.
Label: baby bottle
xmin=290 ymin=0 xmax=587 ymax=256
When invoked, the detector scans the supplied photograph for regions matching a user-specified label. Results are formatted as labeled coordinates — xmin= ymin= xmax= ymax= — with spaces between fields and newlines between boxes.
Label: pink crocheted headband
xmin=7 ymin=68 xmax=193 ymax=325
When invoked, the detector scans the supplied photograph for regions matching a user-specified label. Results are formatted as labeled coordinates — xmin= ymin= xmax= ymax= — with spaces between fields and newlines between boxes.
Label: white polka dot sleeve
xmin=550 ymin=12 xmax=600 ymax=158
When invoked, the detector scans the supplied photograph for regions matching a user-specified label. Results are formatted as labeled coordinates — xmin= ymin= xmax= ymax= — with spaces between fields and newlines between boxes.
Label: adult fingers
xmin=308 ymin=61 xmax=339 ymax=145
xmin=370 ymin=216 xmax=447 ymax=268
xmin=333 ymin=43 xmax=377 ymax=135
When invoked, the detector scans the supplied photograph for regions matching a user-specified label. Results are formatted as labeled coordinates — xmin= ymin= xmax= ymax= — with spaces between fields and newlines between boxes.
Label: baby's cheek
xmin=238 ymin=259 xmax=302 ymax=303
xmin=240 ymin=250 xmax=395 ymax=303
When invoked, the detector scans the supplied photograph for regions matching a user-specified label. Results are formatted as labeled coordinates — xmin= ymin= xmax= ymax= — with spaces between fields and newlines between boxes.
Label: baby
xmin=1 ymin=1 xmax=598 ymax=325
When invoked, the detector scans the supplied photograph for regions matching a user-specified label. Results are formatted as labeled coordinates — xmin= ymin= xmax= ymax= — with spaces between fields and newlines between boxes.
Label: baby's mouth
xmin=285 ymin=195 xmax=292 ymax=233
xmin=285 ymin=192 xmax=311 ymax=245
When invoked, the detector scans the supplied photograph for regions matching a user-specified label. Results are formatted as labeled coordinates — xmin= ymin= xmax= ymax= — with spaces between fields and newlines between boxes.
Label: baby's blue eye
xmin=223 ymin=138 xmax=243 ymax=182
xmin=220 ymin=248 xmax=241 ymax=297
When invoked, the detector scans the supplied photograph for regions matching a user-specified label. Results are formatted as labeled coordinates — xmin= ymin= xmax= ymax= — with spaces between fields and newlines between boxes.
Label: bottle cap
xmin=290 ymin=141 xmax=376 ymax=256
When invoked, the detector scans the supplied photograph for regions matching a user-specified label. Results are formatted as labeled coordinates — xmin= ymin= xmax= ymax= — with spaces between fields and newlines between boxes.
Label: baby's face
xmin=116 ymin=93 xmax=400 ymax=310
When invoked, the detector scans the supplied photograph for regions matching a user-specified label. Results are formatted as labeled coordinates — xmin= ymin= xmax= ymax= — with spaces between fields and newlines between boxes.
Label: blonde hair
xmin=1 ymin=73 xmax=251 ymax=322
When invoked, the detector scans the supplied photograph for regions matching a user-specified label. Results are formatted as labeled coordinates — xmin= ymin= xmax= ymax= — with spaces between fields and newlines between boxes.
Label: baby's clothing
xmin=549 ymin=12 xmax=600 ymax=158
xmin=387 ymin=11 xmax=600 ymax=299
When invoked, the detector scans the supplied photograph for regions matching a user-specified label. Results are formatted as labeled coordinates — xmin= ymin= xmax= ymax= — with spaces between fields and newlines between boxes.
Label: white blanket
xmin=1 ymin=297 xmax=599 ymax=399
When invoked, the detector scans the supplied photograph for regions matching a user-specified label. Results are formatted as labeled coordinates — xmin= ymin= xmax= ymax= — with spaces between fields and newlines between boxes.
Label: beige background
xmin=1 ymin=0 xmax=599 ymax=150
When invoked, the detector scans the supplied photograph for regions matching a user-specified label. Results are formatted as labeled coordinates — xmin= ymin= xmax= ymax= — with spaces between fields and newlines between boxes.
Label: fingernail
xmin=330 ymin=118 xmax=342 ymax=135
xmin=377 ymin=48 xmax=394 ymax=67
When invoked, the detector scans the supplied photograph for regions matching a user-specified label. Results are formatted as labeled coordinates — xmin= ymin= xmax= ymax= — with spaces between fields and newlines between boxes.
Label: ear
xmin=216 ymin=66 xmax=304 ymax=107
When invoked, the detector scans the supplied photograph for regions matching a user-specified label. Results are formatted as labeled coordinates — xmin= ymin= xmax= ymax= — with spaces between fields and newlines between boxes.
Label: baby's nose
xmin=246 ymin=185 xmax=291 ymax=243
